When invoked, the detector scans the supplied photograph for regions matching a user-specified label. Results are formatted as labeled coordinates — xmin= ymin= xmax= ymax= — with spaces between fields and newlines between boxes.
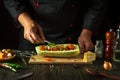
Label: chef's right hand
xmin=24 ymin=20 xmax=45 ymax=44
xmin=18 ymin=12 xmax=45 ymax=44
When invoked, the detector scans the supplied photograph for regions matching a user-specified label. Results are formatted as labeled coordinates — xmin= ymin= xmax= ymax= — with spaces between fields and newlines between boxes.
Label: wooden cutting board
xmin=29 ymin=55 xmax=92 ymax=64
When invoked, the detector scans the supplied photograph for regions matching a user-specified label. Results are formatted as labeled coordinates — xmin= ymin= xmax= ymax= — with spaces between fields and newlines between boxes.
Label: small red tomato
xmin=52 ymin=46 xmax=58 ymax=51
xmin=2 ymin=53 xmax=7 ymax=59
xmin=39 ymin=46 xmax=45 ymax=50
xmin=67 ymin=44 xmax=75 ymax=50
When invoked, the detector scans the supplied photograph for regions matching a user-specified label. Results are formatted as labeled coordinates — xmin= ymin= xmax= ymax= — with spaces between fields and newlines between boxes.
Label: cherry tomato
xmin=52 ymin=46 xmax=58 ymax=51
xmin=39 ymin=46 xmax=45 ymax=50
xmin=67 ymin=44 xmax=75 ymax=50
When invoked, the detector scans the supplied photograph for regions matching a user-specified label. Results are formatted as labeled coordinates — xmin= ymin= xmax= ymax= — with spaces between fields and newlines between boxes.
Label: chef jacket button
xmin=69 ymin=24 xmax=73 ymax=27
xmin=36 ymin=2 xmax=41 ymax=7
xmin=68 ymin=37 xmax=72 ymax=41
xmin=71 ymin=4 xmax=75 ymax=8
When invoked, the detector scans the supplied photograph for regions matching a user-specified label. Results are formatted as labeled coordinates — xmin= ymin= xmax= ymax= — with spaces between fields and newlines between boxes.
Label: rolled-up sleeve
xmin=83 ymin=0 xmax=107 ymax=33
xmin=3 ymin=0 xmax=26 ymax=21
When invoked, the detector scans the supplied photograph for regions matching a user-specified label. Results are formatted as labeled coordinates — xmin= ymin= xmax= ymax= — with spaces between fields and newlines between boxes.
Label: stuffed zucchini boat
xmin=35 ymin=44 xmax=80 ymax=57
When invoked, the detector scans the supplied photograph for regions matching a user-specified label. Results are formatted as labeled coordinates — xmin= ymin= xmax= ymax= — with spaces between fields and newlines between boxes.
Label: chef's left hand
xmin=78 ymin=29 xmax=94 ymax=54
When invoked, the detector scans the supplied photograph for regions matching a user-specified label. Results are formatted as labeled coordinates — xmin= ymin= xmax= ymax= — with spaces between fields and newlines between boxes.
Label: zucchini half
xmin=35 ymin=44 xmax=80 ymax=57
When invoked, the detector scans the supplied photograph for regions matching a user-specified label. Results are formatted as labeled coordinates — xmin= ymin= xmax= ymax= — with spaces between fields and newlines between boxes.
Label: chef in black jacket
xmin=4 ymin=0 xmax=107 ymax=53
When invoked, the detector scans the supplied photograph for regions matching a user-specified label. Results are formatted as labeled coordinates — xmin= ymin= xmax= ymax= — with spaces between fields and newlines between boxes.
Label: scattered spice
xmin=45 ymin=57 xmax=52 ymax=61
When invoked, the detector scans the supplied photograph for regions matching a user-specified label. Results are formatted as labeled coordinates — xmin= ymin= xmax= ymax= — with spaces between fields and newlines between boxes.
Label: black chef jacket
xmin=4 ymin=0 xmax=107 ymax=51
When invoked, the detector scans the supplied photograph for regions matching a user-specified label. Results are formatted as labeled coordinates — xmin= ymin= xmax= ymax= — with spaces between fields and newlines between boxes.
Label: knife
xmin=44 ymin=40 xmax=52 ymax=44
xmin=44 ymin=40 xmax=55 ymax=45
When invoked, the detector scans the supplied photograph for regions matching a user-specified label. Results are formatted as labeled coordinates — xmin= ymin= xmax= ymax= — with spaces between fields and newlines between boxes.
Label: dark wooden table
xmin=0 ymin=50 xmax=120 ymax=80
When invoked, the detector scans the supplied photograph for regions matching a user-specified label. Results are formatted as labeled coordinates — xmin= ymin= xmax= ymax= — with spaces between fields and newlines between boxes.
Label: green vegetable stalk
xmin=3 ymin=63 xmax=25 ymax=69
xmin=0 ymin=63 xmax=16 ymax=72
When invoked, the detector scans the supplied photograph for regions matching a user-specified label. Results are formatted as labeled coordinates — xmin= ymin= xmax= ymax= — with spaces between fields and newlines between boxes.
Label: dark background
xmin=0 ymin=0 xmax=120 ymax=49
xmin=0 ymin=1 xmax=19 ymax=49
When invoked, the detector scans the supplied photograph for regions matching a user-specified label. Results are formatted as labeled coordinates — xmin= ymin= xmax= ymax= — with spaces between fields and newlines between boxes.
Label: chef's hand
xmin=18 ymin=12 xmax=45 ymax=44
xmin=23 ymin=21 xmax=45 ymax=44
xmin=78 ymin=29 xmax=94 ymax=54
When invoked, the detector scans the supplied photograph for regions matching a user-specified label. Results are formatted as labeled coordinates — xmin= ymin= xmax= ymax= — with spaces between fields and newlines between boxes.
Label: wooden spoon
xmin=86 ymin=68 xmax=120 ymax=80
